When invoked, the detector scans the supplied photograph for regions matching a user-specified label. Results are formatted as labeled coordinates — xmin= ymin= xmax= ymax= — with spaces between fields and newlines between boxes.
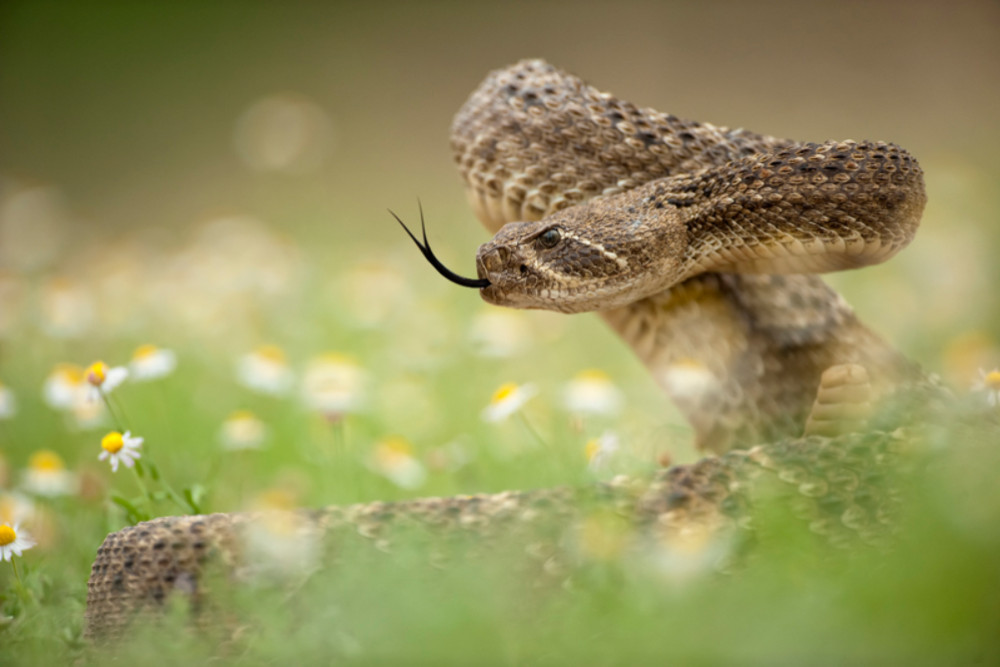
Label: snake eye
xmin=537 ymin=228 xmax=561 ymax=249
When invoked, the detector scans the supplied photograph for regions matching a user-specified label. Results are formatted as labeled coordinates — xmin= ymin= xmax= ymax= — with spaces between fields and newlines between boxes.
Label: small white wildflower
xmin=370 ymin=436 xmax=426 ymax=490
xmin=42 ymin=363 xmax=85 ymax=410
xmin=220 ymin=410 xmax=267 ymax=451
xmin=237 ymin=345 xmax=294 ymax=396
xmin=241 ymin=489 xmax=320 ymax=578
xmin=301 ymin=353 xmax=368 ymax=417
xmin=585 ymin=431 xmax=621 ymax=471
xmin=0 ymin=381 xmax=16 ymax=420
xmin=21 ymin=450 xmax=77 ymax=497
xmin=0 ymin=523 xmax=35 ymax=561
xmin=562 ymin=369 xmax=624 ymax=417
xmin=659 ymin=358 xmax=716 ymax=399
xmin=98 ymin=430 xmax=143 ymax=472
xmin=481 ymin=382 xmax=538 ymax=423
xmin=129 ymin=344 xmax=177 ymax=381
xmin=469 ymin=309 xmax=531 ymax=358
xmin=84 ymin=360 xmax=128 ymax=401
xmin=972 ymin=368 xmax=1000 ymax=407
xmin=644 ymin=523 xmax=732 ymax=586
xmin=0 ymin=492 xmax=35 ymax=526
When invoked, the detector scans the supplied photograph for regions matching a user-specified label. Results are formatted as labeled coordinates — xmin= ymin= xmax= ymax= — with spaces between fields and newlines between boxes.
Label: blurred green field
xmin=1 ymin=1 xmax=999 ymax=664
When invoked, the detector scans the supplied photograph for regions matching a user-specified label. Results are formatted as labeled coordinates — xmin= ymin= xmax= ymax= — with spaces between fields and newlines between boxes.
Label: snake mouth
xmin=390 ymin=206 xmax=491 ymax=289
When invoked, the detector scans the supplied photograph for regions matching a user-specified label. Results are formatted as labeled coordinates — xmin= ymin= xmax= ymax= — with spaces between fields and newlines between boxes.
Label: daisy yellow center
xmin=491 ymin=383 xmax=518 ymax=404
xmin=380 ymin=436 xmax=413 ymax=457
xmin=133 ymin=344 xmax=159 ymax=360
xmin=56 ymin=364 xmax=84 ymax=385
xmin=576 ymin=369 xmax=610 ymax=383
xmin=585 ymin=439 xmax=600 ymax=462
xmin=29 ymin=450 xmax=65 ymax=472
xmin=318 ymin=352 xmax=355 ymax=366
xmin=86 ymin=361 xmax=108 ymax=385
xmin=228 ymin=409 xmax=258 ymax=424
xmin=102 ymin=432 xmax=125 ymax=454
xmin=985 ymin=370 xmax=1000 ymax=390
xmin=0 ymin=524 xmax=15 ymax=546
xmin=256 ymin=345 xmax=286 ymax=363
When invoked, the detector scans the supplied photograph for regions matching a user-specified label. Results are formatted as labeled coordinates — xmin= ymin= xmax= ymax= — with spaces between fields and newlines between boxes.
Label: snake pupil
xmin=538 ymin=228 xmax=561 ymax=249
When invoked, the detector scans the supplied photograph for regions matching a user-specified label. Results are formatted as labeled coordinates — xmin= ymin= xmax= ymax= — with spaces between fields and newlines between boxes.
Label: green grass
xmin=0 ymin=221 xmax=998 ymax=664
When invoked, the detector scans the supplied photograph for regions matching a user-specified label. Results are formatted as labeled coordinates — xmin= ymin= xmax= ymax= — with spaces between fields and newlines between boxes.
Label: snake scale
xmin=84 ymin=60 xmax=935 ymax=639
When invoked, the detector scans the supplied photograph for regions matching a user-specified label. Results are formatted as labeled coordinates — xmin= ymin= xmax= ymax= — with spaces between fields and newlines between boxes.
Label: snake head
xmin=475 ymin=195 xmax=688 ymax=313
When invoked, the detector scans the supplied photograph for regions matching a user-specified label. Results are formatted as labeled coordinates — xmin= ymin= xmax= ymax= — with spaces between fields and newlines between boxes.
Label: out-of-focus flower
xmin=562 ymin=369 xmax=624 ymax=417
xmin=425 ymin=441 xmax=473 ymax=473
xmin=0 ymin=492 xmax=34 ymax=526
xmin=21 ymin=450 xmax=77 ymax=497
xmin=220 ymin=410 xmax=267 ymax=451
xmin=70 ymin=394 xmax=108 ymax=430
xmin=942 ymin=331 xmax=998 ymax=388
xmin=40 ymin=277 xmax=96 ymax=339
xmin=234 ymin=94 xmax=335 ymax=174
xmin=241 ymin=488 xmax=320 ymax=578
xmin=577 ymin=510 xmax=632 ymax=562
xmin=43 ymin=363 xmax=85 ymax=410
xmin=84 ymin=360 xmax=128 ymax=401
xmin=99 ymin=431 xmax=143 ymax=472
xmin=659 ymin=358 xmax=716 ymax=399
xmin=237 ymin=345 xmax=294 ymax=396
xmin=0 ymin=381 xmax=16 ymax=420
xmin=370 ymin=436 xmax=426 ymax=490
xmin=585 ymin=431 xmax=621 ymax=471
xmin=339 ymin=260 xmax=409 ymax=328
xmin=301 ymin=353 xmax=368 ymax=417
xmin=973 ymin=368 xmax=1000 ymax=407
xmin=481 ymin=382 xmax=537 ymax=423
xmin=129 ymin=344 xmax=177 ymax=381
xmin=469 ymin=309 xmax=531 ymax=358
xmin=0 ymin=523 xmax=35 ymax=561
xmin=645 ymin=523 xmax=731 ymax=586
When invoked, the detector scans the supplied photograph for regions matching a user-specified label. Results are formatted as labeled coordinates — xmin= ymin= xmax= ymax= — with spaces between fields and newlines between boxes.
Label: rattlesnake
xmin=84 ymin=60 xmax=934 ymax=639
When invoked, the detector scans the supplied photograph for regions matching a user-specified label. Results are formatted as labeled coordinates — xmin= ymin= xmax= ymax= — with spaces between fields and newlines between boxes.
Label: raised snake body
xmin=84 ymin=60 xmax=933 ymax=638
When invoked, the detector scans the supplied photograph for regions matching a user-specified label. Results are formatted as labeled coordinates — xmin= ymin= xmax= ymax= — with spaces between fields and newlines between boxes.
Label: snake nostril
xmin=519 ymin=264 xmax=527 ymax=275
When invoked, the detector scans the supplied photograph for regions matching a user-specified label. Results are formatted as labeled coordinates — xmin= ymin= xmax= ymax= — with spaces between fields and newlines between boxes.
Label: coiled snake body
xmin=84 ymin=60 xmax=932 ymax=639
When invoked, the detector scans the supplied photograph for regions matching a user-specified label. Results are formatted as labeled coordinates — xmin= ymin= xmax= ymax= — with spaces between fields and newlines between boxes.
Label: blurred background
xmin=1 ymin=0 xmax=999 ymax=491
xmin=1 ymin=1 xmax=999 ymax=662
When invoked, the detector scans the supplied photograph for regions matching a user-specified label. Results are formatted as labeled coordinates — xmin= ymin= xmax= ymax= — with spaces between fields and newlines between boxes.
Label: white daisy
xmin=98 ymin=430 xmax=143 ymax=472
xmin=0 ymin=381 xmax=16 ymax=420
xmin=659 ymin=358 xmax=716 ymax=399
xmin=300 ymin=353 xmax=368 ymax=417
xmin=370 ymin=436 xmax=426 ymax=490
xmin=220 ymin=410 xmax=267 ymax=451
xmin=562 ymin=369 xmax=624 ymax=417
xmin=481 ymin=382 xmax=538 ymax=423
xmin=241 ymin=490 xmax=321 ymax=578
xmin=42 ymin=363 xmax=85 ymax=410
xmin=469 ymin=309 xmax=531 ymax=358
xmin=129 ymin=344 xmax=177 ymax=381
xmin=21 ymin=450 xmax=77 ymax=497
xmin=0 ymin=522 xmax=35 ymax=561
xmin=84 ymin=360 xmax=128 ymax=402
xmin=585 ymin=431 xmax=621 ymax=471
xmin=973 ymin=368 xmax=1000 ymax=407
xmin=237 ymin=345 xmax=294 ymax=396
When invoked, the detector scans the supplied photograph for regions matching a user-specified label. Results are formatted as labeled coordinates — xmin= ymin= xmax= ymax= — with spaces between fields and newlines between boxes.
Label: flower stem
xmin=518 ymin=413 xmax=549 ymax=448
xmin=100 ymin=390 xmax=126 ymax=431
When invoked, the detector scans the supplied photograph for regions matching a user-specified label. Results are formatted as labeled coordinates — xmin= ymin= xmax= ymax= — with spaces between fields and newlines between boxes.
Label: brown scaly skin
xmin=453 ymin=59 xmax=925 ymax=452
xmin=85 ymin=60 xmax=934 ymax=639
